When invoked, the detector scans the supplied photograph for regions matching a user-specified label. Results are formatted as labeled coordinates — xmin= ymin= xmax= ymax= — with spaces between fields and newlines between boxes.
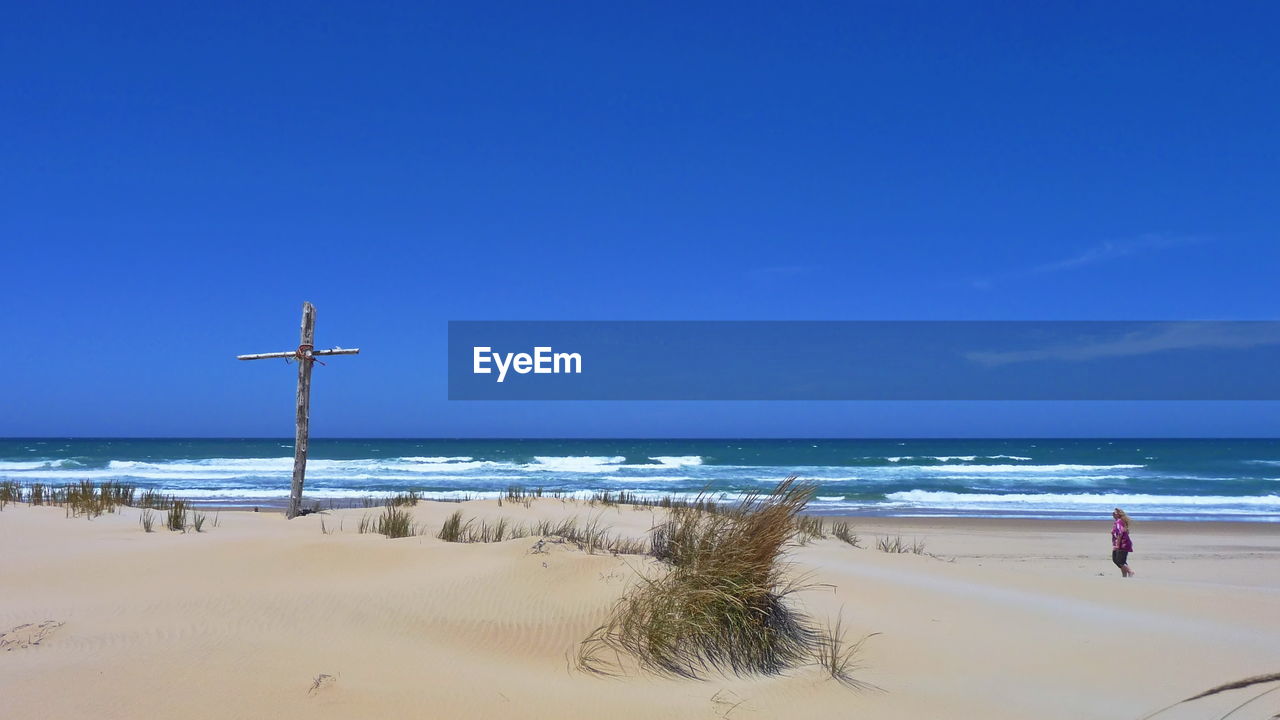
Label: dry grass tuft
xmin=796 ymin=515 xmax=827 ymax=544
xmin=436 ymin=510 xmax=465 ymax=541
xmin=377 ymin=505 xmax=416 ymax=538
xmin=136 ymin=490 xmax=172 ymax=510
xmin=832 ymin=521 xmax=861 ymax=548
xmin=166 ymin=500 xmax=188 ymax=532
xmin=436 ymin=511 xmax=646 ymax=554
xmin=386 ymin=491 xmax=420 ymax=507
xmin=359 ymin=504 xmax=419 ymax=539
xmin=875 ymin=535 xmax=926 ymax=554
xmin=579 ymin=477 xmax=849 ymax=681
xmin=0 ymin=480 xmax=19 ymax=509
xmin=1140 ymin=671 xmax=1280 ymax=719
xmin=140 ymin=508 xmax=155 ymax=532
xmin=818 ymin=615 xmax=879 ymax=689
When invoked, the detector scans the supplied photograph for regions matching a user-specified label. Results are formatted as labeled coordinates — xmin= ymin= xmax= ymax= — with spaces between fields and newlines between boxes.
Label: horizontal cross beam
xmin=236 ymin=348 xmax=361 ymax=361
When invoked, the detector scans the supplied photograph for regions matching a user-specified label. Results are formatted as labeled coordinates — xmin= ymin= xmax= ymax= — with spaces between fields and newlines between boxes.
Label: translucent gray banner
xmin=448 ymin=321 xmax=1280 ymax=400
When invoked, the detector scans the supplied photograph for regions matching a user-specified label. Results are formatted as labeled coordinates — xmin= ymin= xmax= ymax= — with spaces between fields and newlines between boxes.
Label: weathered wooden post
xmin=290 ymin=302 xmax=316 ymax=520
xmin=238 ymin=302 xmax=359 ymax=518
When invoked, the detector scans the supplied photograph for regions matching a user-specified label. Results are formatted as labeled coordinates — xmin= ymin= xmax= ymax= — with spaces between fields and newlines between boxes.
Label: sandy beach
xmin=3 ymin=499 xmax=1278 ymax=720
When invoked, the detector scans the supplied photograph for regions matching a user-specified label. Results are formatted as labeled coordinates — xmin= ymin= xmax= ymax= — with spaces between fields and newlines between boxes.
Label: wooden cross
xmin=237 ymin=302 xmax=360 ymax=518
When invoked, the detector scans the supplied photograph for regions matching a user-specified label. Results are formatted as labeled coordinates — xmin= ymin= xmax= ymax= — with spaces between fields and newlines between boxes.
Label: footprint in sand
xmin=1 ymin=620 xmax=64 ymax=651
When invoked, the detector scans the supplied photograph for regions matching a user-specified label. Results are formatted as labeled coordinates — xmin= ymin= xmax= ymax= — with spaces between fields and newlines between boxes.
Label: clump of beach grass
xmin=0 ymin=480 xmax=19 ymax=509
xmin=167 ymin=500 xmax=188 ymax=532
xmin=137 ymin=490 xmax=172 ymax=510
xmin=386 ymin=490 xmax=420 ymax=507
xmin=437 ymin=509 xmax=465 ymax=542
xmin=359 ymin=504 xmax=419 ymax=539
xmin=140 ymin=508 xmax=155 ymax=532
xmin=377 ymin=505 xmax=416 ymax=538
xmin=818 ymin=615 xmax=879 ymax=689
xmin=578 ymin=477 xmax=833 ymax=679
xmin=435 ymin=510 xmax=647 ymax=554
xmin=503 ymin=486 xmax=539 ymax=508
xmin=192 ymin=510 xmax=208 ymax=532
xmin=832 ymin=521 xmax=861 ymax=548
xmin=796 ymin=515 xmax=827 ymax=544
xmin=875 ymin=535 xmax=926 ymax=554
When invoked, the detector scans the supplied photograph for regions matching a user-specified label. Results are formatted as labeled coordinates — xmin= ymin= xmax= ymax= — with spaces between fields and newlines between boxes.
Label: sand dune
xmin=2 ymin=501 xmax=1278 ymax=719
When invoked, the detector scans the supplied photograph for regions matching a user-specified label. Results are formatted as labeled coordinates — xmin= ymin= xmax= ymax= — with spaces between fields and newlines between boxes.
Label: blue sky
xmin=2 ymin=2 xmax=1278 ymax=437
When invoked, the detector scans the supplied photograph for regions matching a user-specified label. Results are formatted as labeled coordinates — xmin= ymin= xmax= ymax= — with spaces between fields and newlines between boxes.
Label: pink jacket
xmin=1112 ymin=519 xmax=1133 ymax=552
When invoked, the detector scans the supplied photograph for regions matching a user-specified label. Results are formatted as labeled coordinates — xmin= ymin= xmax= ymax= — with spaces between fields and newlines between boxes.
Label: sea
xmin=2 ymin=438 xmax=1278 ymax=521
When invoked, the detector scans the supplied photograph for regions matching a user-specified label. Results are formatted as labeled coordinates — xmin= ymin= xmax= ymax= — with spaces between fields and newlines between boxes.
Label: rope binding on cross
xmin=285 ymin=343 xmax=325 ymax=366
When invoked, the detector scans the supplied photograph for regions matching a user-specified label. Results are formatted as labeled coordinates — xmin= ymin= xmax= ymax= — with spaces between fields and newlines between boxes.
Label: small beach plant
xmin=579 ymin=477 xmax=838 ymax=680
xmin=373 ymin=504 xmax=416 ymax=538
xmin=818 ymin=615 xmax=879 ymax=689
xmin=796 ymin=515 xmax=827 ymax=544
xmin=167 ymin=500 xmax=188 ymax=532
xmin=875 ymin=535 xmax=926 ymax=554
xmin=832 ymin=521 xmax=861 ymax=548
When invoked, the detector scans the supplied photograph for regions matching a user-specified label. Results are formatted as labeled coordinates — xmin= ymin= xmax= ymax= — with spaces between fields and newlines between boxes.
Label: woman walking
xmin=1111 ymin=508 xmax=1134 ymax=577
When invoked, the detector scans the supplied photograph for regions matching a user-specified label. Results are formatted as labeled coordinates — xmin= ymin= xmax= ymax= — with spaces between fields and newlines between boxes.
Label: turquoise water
xmin=2 ymin=438 xmax=1278 ymax=521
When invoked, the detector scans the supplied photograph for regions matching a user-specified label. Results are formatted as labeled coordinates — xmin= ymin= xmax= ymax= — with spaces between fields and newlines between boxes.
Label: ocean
xmin=2 ymin=438 xmax=1278 ymax=521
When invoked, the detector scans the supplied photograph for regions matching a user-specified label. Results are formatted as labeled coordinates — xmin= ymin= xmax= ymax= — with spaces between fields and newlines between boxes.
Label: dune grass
xmin=875 ymin=535 xmax=926 ymax=554
xmin=437 ymin=509 xmax=465 ymax=541
xmin=358 ymin=504 xmax=419 ymax=538
xmin=436 ymin=510 xmax=647 ymax=554
xmin=136 ymin=489 xmax=172 ymax=510
xmin=578 ymin=477 xmax=847 ymax=680
xmin=166 ymin=500 xmax=188 ymax=532
xmin=796 ymin=515 xmax=827 ymax=544
xmin=1141 ymin=671 xmax=1280 ymax=719
xmin=377 ymin=505 xmax=416 ymax=538
xmin=0 ymin=480 xmax=198 ymax=530
xmin=818 ymin=615 xmax=879 ymax=689
xmin=0 ymin=479 xmax=140 ymax=518
xmin=385 ymin=490 xmax=420 ymax=507
xmin=62 ymin=480 xmax=134 ymax=518
xmin=831 ymin=521 xmax=861 ymax=548
xmin=0 ymin=480 xmax=19 ymax=509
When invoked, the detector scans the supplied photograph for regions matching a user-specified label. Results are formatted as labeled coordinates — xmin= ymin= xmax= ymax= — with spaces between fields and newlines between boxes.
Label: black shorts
xmin=1112 ymin=549 xmax=1129 ymax=567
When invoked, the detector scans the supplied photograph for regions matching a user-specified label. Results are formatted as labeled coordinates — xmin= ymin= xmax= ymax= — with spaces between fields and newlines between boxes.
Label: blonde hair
xmin=1113 ymin=508 xmax=1131 ymax=529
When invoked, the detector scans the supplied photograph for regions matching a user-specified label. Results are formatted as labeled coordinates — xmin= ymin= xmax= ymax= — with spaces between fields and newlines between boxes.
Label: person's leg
xmin=1112 ymin=549 xmax=1125 ymax=575
xmin=1117 ymin=550 xmax=1132 ymax=577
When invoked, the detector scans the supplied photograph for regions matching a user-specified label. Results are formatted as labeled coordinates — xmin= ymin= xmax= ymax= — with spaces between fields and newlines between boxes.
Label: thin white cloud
xmin=972 ymin=234 xmax=1200 ymax=288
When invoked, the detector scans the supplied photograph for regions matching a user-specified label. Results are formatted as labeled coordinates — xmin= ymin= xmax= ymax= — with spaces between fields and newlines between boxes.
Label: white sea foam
xmin=886 ymin=490 xmax=1280 ymax=509
xmin=647 ymin=456 xmax=704 ymax=467
xmin=529 ymin=456 xmax=626 ymax=472
xmin=916 ymin=463 xmax=1142 ymax=474
xmin=161 ymin=488 xmax=506 ymax=501
xmin=884 ymin=455 xmax=1033 ymax=463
